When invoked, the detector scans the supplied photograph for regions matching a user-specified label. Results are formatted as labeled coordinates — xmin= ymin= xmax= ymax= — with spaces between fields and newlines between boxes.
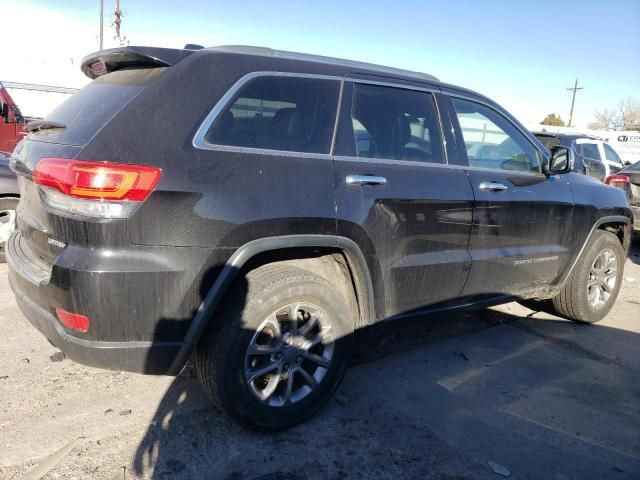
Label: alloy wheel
xmin=244 ymin=301 xmax=335 ymax=407
xmin=587 ymin=248 xmax=617 ymax=309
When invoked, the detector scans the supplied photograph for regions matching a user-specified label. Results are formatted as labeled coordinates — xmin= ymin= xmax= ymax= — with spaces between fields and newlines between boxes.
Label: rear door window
xmin=205 ymin=76 xmax=340 ymax=154
xmin=452 ymin=97 xmax=541 ymax=173
xmin=603 ymin=143 xmax=622 ymax=163
xmin=579 ymin=142 xmax=601 ymax=161
xmin=341 ymin=83 xmax=444 ymax=163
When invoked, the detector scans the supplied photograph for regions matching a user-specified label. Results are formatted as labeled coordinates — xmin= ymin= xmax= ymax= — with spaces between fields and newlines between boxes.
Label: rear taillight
xmin=33 ymin=158 xmax=162 ymax=218
xmin=604 ymin=174 xmax=630 ymax=189
xmin=89 ymin=60 xmax=107 ymax=77
xmin=56 ymin=308 xmax=90 ymax=333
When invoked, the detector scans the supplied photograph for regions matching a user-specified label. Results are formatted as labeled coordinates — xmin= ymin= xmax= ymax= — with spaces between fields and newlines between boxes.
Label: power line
xmin=566 ymin=79 xmax=583 ymax=127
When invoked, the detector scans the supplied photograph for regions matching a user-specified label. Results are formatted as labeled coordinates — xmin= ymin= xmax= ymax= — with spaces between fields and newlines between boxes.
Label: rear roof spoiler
xmin=81 ymin=46 xmax=196 ymax=79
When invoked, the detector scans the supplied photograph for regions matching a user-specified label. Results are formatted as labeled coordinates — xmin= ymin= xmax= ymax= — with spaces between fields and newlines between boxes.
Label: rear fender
xmin=168 ymin=234 xmax=377 ymax=374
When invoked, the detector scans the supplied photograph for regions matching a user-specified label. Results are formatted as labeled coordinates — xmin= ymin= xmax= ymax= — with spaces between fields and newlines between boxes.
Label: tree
xmin=590 ymin=97 xmax=640 ymax=131
xmin=541 ymin=113 xmax=565 ymax=126
xmin=589 ymin=108 xmax=616 ymax=130
xmin=617 ymin=97 xmax=640 ymax=130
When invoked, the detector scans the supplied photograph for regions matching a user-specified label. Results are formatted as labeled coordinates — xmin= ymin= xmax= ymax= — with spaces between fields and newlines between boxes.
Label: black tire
xmin=550 ymin=230 xmax=625 ymax=323
xmin=0 ymin=197 xmax=19 ymax=264
xmin=196 ymin=264 xmax=354 ymax=431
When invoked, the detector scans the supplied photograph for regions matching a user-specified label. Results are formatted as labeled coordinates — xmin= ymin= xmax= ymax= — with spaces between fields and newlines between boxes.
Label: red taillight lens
xmin=56 ymin=308 xmax=90 ymax=333
xmin=89 ymin=60 xmax=107 ymax=76
xmin=604 ymin=174 xmax=630 ymax=189
xmin=33 ymin=158 xmax=162 ymax=201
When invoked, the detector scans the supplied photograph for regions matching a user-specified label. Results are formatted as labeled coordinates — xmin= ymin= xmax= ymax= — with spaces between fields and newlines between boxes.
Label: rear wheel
xmin=0 ymin=198 xmax=19 ymax=264
xmin=550 ymin=230 xmax=625 ymax=323
xmin=196 ymin=264 xmax=354 ymax=431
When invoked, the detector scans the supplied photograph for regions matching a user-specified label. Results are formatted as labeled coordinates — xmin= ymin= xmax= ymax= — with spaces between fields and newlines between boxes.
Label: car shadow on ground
xmin=131 ymin=302 xmax=640 ymax=479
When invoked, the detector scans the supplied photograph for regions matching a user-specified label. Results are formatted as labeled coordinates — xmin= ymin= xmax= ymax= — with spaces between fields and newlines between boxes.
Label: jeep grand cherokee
xmin=7 ymin=45 xmax=633 ymax=430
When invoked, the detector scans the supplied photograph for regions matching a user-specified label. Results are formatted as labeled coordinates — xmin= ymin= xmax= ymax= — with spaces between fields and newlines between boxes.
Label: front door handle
xmin=478 ymin=181 xmax=508 ymax=192
xmin=346 ymin=175 xmax=387 ymax=186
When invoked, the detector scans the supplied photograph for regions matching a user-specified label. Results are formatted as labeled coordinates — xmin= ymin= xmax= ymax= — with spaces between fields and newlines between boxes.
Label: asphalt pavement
xmin=1 ymin=239 xmax=639 ymax=479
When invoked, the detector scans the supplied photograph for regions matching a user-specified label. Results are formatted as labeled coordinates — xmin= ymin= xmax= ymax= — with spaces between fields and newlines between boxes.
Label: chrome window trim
xmin=446 ymin=92 xmax=545 ymax=174
xmin=334 ymin=155 xmax=457 ymax=169
xmin=333 ymin=154 xmax=544 ymax=177
xmin=431 ymin=94 xmax=448 ymax=164
xmin=193 ymin=71 xmax=447 ymax=163
xmin=192 ymin=71 xmax=343 ymax=157
xmin=329 ymin=80 xmax=345 ymax=157
xmin=349 ymin=77 xmax=439 ymax=93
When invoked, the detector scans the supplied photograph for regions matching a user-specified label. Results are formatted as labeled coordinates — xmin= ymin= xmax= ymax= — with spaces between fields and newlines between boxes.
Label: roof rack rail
xmin=205 ymin=45 xmax=439 ymax=82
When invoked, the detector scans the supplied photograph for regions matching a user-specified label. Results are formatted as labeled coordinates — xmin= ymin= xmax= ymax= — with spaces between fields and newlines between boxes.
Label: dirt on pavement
xmin=1 ymin=240 xmax=639 ymax=479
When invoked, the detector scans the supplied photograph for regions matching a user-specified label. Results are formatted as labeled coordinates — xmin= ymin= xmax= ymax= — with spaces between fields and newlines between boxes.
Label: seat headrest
xmin=271 ymin=108 xmax=303 ymax=136
xmin=392 ymin=115 xmax=411 ymax=147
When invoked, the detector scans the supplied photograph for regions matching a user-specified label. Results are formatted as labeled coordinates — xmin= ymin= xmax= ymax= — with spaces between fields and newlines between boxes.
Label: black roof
xmin=204 ymin=45 xmax=440 ymax=83
xmin=82 ymin=44 xmax=500 ymax=111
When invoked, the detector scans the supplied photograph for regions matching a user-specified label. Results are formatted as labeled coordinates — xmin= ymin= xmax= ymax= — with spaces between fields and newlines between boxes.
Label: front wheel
xmin=196 ymin=264 xmax=354 ymax=431
xmin=550 ymin=230 xmax=625 ymax=323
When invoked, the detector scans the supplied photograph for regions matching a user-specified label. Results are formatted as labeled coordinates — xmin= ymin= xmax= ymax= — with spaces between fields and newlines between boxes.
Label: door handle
xmin=478 ymin=181 xmax=508 ymax=192
xmin=346 ymin=175 xmax=387 ymax=186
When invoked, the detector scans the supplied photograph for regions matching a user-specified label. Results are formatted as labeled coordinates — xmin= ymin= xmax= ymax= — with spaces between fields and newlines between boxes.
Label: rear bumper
xmin=9 ymin=277 xmax=182 ymax=374
xmin=6 ymin=230 xmax=225 ymax=374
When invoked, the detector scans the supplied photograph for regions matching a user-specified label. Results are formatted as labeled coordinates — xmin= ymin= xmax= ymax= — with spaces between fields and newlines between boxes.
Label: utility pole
xmin=114 ymin=0 xmax=124 ymax=46
xmin=566 ymin=79 xmax=583 ymax=128
xmin=99 ymin=0 xmax=104 ymax=50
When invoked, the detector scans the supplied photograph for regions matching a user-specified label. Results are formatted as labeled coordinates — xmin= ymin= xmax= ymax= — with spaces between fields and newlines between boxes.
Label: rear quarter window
xmin=204 ymin=75 xmax=340 ymax=155
xmin=32 ymin=68 xmax=166 ymax=146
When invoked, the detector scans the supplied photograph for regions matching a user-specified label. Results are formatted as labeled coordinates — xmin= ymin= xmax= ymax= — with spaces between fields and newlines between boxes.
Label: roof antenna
xmin=184 ymin=44 xmax=205 ymax=50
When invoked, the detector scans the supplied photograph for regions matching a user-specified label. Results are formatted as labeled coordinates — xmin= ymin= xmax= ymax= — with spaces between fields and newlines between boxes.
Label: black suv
xmin=7 ymin=46 xmax=633 ymax=430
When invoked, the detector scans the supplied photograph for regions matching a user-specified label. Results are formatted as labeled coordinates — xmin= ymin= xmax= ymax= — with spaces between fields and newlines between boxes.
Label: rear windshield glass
xmin=32 ymin=68 xmax=166 ymax=146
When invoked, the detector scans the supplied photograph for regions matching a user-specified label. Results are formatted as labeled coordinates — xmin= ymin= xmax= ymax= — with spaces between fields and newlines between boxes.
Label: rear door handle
xmin=478 ymin=181 xmax=508 ymax=192
xmin=346 ymin=175 xmax=387 ymax=186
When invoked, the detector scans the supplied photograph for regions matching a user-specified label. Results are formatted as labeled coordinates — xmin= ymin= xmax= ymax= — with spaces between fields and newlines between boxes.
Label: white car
xmin=574 ymin=137 xmax=624 ymax=177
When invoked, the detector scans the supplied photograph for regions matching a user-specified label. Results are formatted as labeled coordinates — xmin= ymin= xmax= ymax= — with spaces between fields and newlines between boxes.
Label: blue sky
xmin=4 ymin=0 xmax=640 ymax=127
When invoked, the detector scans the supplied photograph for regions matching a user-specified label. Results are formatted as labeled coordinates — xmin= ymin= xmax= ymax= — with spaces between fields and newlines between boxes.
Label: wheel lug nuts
xmin=296 ymin=356 xmax=303 ymax=363
xmin=284 ymin=363 xmax=289 ymax=370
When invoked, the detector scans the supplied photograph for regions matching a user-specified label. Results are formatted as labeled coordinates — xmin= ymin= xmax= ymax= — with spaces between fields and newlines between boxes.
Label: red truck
xmin=0 ymin=82 xmax=27 ymax=152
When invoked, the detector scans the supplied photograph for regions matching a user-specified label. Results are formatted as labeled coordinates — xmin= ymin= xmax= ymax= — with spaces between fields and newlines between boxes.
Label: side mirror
xmin=548 ymin=146 xmax=573 ymax=175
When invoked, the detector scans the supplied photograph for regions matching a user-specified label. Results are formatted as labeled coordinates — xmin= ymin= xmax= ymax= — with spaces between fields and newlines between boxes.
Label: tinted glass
xmin=534 ymin=134 xmax=560 ymax=150
xmin=347 ymin=83 xmax=444 ymax=163
xmin=580 ymin=143 xmax=601 ymax=160
xmin=41 ymin=68 xmax=166 ymax=146
xmin=452 ymin=98 xmax=541 ymax=173
xmin=603 ymin=143 xmax=622 ymax=162
xmin=206 ymin=76 xmax=340 ymax=154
